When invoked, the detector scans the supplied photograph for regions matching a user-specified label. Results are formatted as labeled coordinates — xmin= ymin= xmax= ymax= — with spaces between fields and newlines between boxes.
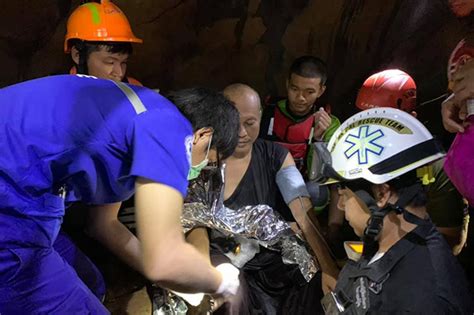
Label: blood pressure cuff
xmin=276 ymin=165 xmax=310 ymax=204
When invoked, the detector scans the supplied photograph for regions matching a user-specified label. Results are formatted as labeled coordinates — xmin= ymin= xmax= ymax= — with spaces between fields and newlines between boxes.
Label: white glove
xmin=170 ymin=291 xmax=204 ymax=306
xmin=215 ymin=263 xmax=240 ymax=297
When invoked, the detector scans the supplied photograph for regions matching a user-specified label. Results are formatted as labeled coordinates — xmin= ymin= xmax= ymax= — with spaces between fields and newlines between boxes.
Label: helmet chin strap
xmin=75 ymin=41 xmax=89 ymax=75
xmin=356 ymin=182 xmax=425 ymax=261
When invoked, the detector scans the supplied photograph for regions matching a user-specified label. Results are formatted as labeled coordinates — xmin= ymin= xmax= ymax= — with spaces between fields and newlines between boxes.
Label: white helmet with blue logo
xmin=326 ymin=108 xmax=445 ymax=184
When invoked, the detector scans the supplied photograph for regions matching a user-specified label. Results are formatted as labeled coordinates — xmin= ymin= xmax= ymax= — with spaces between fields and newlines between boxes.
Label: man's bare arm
xmin=135 ymin=178 xmax=223 ymax=293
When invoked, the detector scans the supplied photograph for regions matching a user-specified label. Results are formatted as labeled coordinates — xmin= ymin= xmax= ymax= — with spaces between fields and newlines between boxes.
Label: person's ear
xmin=193 ymin=127 xmax=213 ymax=145
xmin=318 ymin=84 xmax=327 ymax=97
xmin=374 ymin=183 xmax=391 ymax=208
xmin=71 ymin=46 xmax=80 ymax=65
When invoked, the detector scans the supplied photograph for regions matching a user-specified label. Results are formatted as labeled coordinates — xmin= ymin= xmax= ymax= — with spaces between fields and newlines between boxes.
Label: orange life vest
xmin=272 ymin=106 xmax=314 ymax=165
xmin=69 ymin=67 xmax=143 ymax=86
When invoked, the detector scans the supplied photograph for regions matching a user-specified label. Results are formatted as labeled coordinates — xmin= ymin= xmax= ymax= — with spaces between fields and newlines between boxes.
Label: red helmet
xmin=356 ymin=69 xmax=417 ymax=112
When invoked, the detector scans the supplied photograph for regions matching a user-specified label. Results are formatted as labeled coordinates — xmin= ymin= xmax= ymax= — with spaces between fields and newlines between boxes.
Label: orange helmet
xmin=355 ymin=69 xmax=417 ymax=112
xmin=64 ymin=0 xmax=142 ymax=53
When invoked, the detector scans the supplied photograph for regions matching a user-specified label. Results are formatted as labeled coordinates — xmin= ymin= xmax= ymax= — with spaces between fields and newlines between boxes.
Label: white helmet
xmin=326 ymin=108 xmax=444 ymax=184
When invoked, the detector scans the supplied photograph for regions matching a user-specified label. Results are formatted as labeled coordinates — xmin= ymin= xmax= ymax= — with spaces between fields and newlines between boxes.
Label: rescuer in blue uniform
xmin=0 ymin=75 xmax=241 ymax=314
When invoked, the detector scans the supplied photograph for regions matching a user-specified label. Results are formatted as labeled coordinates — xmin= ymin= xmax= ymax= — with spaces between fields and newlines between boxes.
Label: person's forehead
xmin=232 ymin=94 xmax=261 ymax=117
xmin=94 ymin=48 xmax=129 ymax=60
xmin=237 ymin=105 xmax=260 ymax=120
xmin=289 ymin=73 xmax=322 ymax=88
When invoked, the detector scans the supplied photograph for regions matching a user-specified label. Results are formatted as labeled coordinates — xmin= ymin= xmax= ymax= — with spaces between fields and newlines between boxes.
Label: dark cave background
xmin=0 ymin=0 xmax=467 ymax=144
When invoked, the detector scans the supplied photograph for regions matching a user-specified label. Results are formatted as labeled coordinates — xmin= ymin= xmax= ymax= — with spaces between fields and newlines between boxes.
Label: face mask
xmin=187 ymin=134 xmax=213 ymax=180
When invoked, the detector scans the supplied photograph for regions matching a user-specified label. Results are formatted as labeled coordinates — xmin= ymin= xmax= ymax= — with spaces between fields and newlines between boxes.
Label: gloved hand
xmin=170 ymin=291 xmax=205 ymax=306
xmin=215 ymin=263 xmax=240 ymax=297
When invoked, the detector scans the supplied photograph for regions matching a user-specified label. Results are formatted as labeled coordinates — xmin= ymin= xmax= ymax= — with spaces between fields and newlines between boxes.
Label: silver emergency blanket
xmin=182 ymin=202 xmax=292 ymax=245
xmin=182 ymin=165 xmax=318 ymax=281
xmin=151 ymin=286 xmax=188 ymax=315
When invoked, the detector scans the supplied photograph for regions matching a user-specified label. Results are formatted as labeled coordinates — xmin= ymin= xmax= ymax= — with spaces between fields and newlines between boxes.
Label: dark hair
xmin=70 ymin=40 xmax=133 ymax=57
xmin=69 ymin=39 xmax=133 ymax=74
xmin=289 ymin=56 xmax=328 ymax=85
xmin=167 ymin=87 xmax=240 ymax=160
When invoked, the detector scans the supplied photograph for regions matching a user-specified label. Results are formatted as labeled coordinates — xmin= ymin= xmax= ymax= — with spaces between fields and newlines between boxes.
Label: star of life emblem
xmin=344 ymin=126 xmax=384 ymax=165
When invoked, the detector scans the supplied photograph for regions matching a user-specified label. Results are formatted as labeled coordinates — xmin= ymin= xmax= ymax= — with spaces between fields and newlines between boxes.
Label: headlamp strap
xmin=76 ymin=40 xmax=89 ymax=75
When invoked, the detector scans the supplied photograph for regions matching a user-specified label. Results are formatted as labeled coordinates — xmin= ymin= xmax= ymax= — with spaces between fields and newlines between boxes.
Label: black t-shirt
xmin=224 ymin=139 xmax=294 ymax=222
xmin=216 ymin=139 xmax=324 ymax=314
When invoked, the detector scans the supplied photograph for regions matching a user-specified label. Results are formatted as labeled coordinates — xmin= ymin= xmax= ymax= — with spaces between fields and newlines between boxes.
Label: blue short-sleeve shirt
xmin=0 ymin=75 xmax=192 ymax=207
